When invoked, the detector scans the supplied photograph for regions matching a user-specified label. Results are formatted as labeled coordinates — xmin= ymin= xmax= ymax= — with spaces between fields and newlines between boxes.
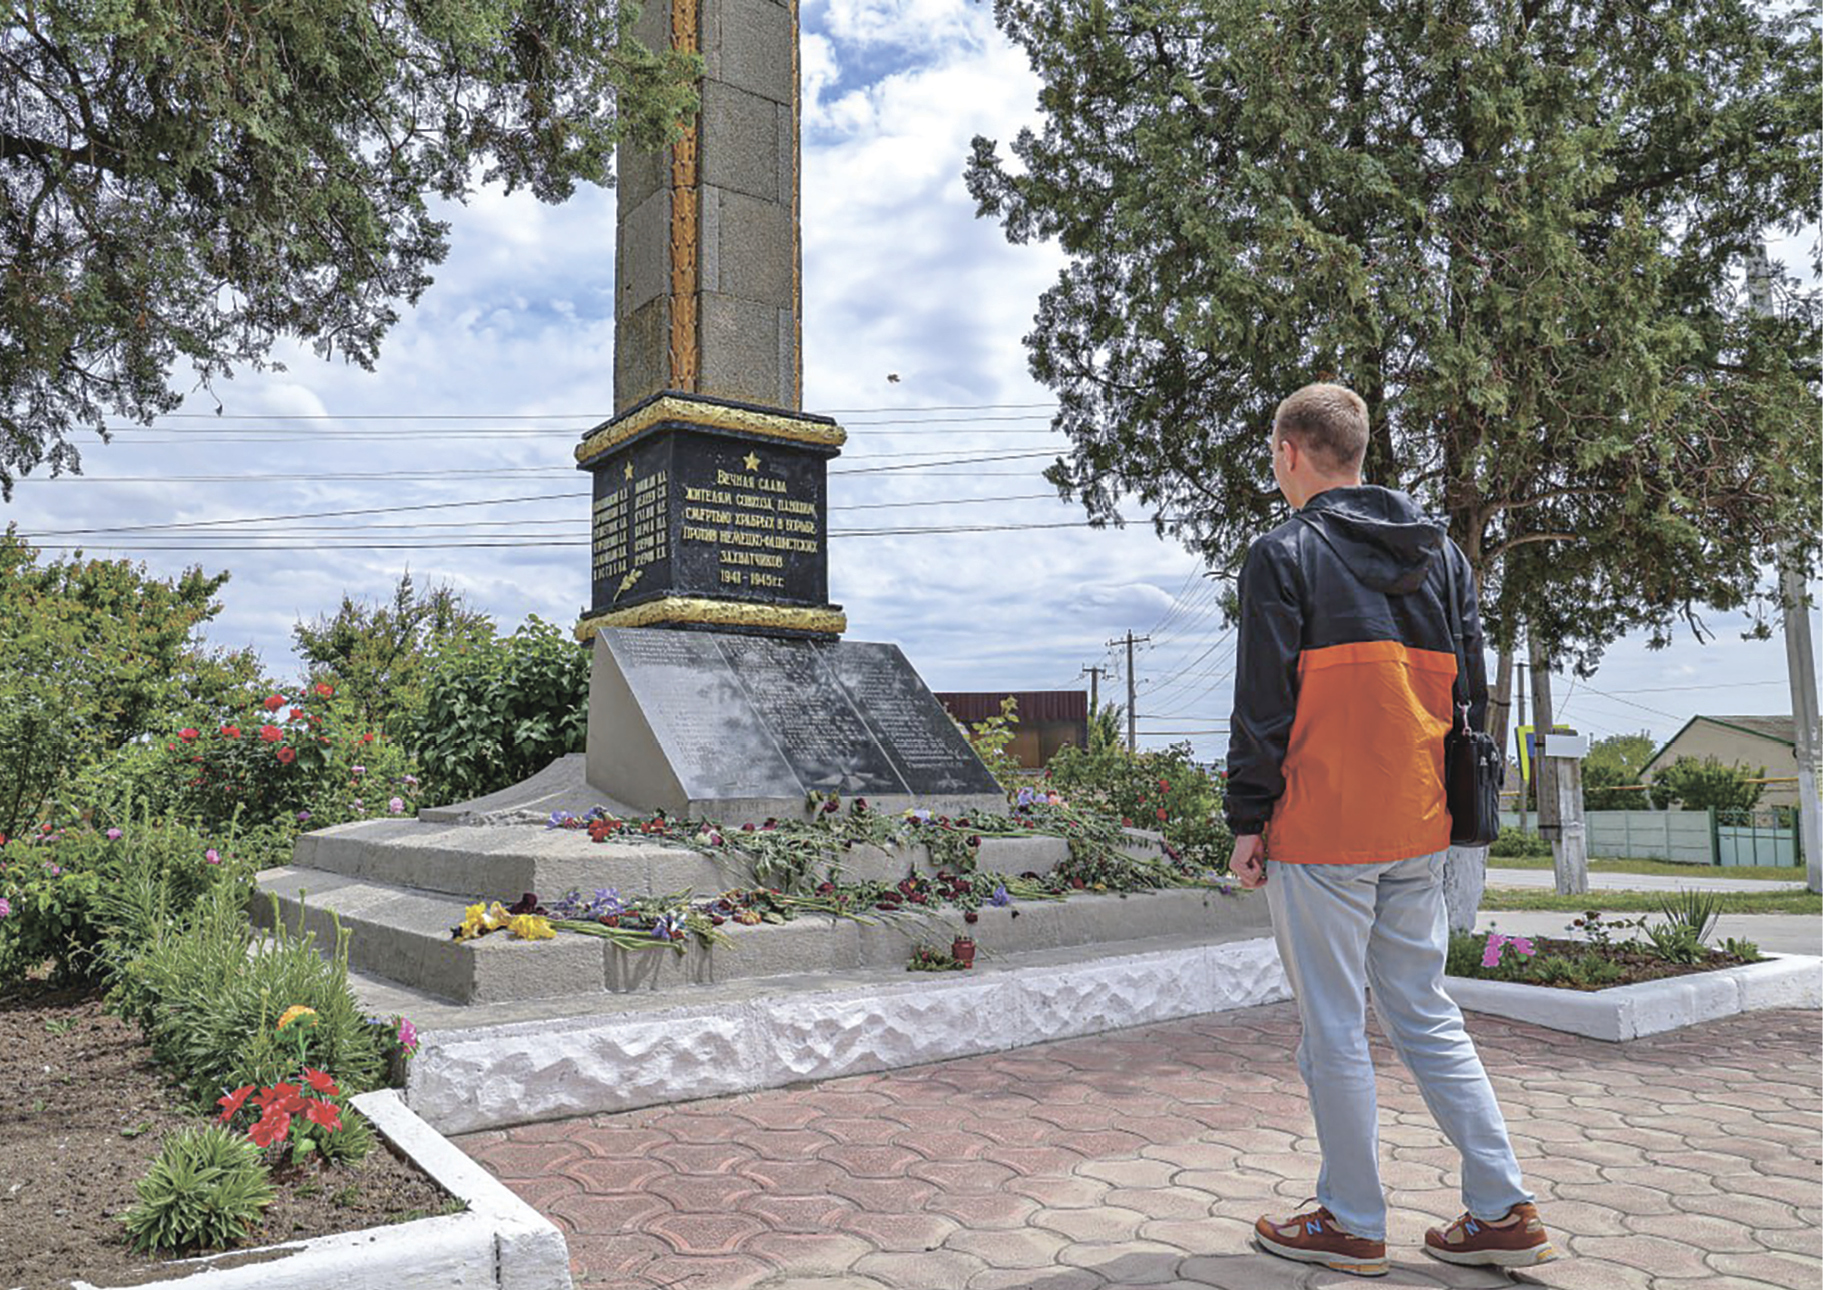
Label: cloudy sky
xmin=7 ymin=0 xmax=1816 ymax=766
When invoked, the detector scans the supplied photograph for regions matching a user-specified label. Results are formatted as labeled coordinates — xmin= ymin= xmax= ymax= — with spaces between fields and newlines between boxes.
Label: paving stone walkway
xmin=457 ymin=1004 xmax=1822 ymax=1290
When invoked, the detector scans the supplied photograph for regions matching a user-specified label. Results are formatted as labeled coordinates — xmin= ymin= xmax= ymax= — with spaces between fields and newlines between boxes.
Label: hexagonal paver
xmin=454 ymin=1004 xmax=1820 ymax=1290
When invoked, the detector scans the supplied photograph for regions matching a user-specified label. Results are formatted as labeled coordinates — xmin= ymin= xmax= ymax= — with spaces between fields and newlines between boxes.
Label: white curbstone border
xmin=61 ymin=1090 xmax=571 ymax=1290
xmin=408 ymin=935 xmax=1293 ymax=1134
xmin=1445 ymin=952 xmax=1822 ymax=1042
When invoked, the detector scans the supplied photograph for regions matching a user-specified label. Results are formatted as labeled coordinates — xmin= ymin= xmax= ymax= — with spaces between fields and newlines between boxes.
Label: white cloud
xmin=2 ymin=5 xmax=1814 ymax=772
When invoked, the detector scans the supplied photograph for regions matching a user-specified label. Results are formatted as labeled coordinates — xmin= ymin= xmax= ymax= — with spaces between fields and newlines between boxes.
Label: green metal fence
xmin=1715 ymin=807 xmax=1803 ymax=868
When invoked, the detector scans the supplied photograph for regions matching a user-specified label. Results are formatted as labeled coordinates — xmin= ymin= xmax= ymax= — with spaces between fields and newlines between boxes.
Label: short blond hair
xmin=1273 ymin=383 xmax=1368 ymax=475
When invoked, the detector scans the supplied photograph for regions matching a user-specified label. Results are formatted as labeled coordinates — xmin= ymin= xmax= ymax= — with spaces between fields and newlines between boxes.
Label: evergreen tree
xmin=1 ymin=0 xmax=700 ymax=494
xmin=968 ymin=0 xmax=1820 ymax=669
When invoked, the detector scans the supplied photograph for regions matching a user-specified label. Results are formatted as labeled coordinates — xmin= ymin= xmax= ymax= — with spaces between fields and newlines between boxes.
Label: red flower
xmin=217 ymin=1084 xmax=255 ymax=1123
xmin=264 ymin=694 xmax=286 ymax=711
xmin=1155 ymin=807 xmax=1168 ymax=821
xmin=1158 ymin=779 xmax=1170 ymax=792
xmin=221 ymin=725 xmax=241 ymax=739
xmin=314 ymin=682 xmax=334 ymax=698
xmin=303 ymin=1099 xmax=342 ymax=1132
xmin=302 ymin=1068 xmax=339 ymax=1096
xmin=276 ymin=746 xmax=297 ymax=765
xmin=178 ymin=728 xmax=200 ymax=742
xmin=361 ymin=732 xmax=374 ymax=744
xmin=259 ymin=724 xmax=282 ymax=742
xmin=248 ymin=1107 xmax=291 ymax=1148
xmin=253 ymin=1082 xmax=304 ymax=1114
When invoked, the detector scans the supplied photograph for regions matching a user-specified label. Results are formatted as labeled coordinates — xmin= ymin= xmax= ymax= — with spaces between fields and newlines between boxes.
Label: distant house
xmin=1642 ymin=715 xmax=1799 ymax=807
xmin=935 ymin=691 xmax=1089 ymax=770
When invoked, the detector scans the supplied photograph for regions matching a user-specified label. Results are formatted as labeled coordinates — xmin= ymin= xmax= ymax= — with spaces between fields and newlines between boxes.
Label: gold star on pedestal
xmin=743 ymin=451 xmax=761 ymax=473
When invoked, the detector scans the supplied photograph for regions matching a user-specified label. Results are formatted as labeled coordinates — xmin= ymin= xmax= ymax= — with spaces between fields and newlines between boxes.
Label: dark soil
xmin=1471 ymin=936 xmax=1760 ymax=991
xmin=0 ymin=980 xmax=456 ymax=1290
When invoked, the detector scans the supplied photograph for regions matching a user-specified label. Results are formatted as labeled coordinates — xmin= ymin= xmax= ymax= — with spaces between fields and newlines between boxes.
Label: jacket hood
xmin=1298 ymin=486 xmax=1444 ymax=595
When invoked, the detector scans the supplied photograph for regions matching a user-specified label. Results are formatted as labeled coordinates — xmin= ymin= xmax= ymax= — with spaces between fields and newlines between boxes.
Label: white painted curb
xmin=1445 ymin=952 xmax=1823 ymax=1042
xmin=62 ymin=1091 xmax=571 ymax=1290
xmin=409 ymin=934 xmax=1292 ymax=1134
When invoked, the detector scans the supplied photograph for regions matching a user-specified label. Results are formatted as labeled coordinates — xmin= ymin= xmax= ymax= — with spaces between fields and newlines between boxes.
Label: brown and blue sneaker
xmin=1253 ymin=1204 xmax=1389 ymax=1277
xmin=1423 ymin=1202 xmax=1559 ymax=1268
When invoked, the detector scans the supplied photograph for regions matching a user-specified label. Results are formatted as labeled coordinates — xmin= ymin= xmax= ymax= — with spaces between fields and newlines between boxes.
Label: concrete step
xmin=292 ymin=815 xmax=1104 ymax=902
xmin=256 ymin=862 xmax=1268 ymax=1007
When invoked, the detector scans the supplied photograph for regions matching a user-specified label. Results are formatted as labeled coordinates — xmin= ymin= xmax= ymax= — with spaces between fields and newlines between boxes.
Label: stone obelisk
xmin=573 ymin=0 xmax=847 ymax=643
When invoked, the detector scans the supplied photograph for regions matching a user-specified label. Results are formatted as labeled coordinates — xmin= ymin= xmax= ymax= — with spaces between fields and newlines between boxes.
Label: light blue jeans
xmin=1264 ymin=849 xmax=1532 ymax=1241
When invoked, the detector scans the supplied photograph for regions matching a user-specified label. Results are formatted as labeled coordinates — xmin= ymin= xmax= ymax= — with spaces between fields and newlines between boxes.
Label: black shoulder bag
xmin=1440 ymin=545 xmax=1503 ymax=847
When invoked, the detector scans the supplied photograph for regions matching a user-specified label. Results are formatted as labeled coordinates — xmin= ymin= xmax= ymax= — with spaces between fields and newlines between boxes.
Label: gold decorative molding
xmin=667 ymin=0 xmax=701 ymax=391
xmin=576 ymin=395 xmax=847 ymax=466
xmin=576 ymin=598 xmax=847 ymax=640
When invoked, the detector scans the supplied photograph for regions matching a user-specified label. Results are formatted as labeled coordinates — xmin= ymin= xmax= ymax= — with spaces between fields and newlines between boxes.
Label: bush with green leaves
xmin=0 ymin=528 xmax=260 ymax=838
xmin=1046 ymin=740 xmax=1231 ymax=871
xmin=120 ymin=1125 xmax=275 ymax=1254
xmin=409 ymin=616 xmax=589 ymax=805
xmin=1648 ymin=756 xmax=1766 ymax=812
xmin=293 ymin=572 xmax=496 ymax=740
xmin=109 ymin=886 xmax=386 ymax=1106
xmin=0 ymin=816 xmax=249 ymax=987
xmin=1487 ymin=826 xmax=1554 ymax=859
xmin=139 ymin=684 xmax=419 ymax=834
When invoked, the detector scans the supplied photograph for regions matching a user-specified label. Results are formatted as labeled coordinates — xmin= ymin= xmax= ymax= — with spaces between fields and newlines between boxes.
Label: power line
xmin=25 ymin=518 xmax=1113 ymax=553
xmin=22 ymin=493 xmax=1064 ymax=540
xmin=127 ymin=401 xmax=1060 ymax=420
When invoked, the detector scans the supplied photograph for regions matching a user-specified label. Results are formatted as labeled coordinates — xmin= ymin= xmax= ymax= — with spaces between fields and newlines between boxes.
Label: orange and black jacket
xmin=1223 ymin=486 xmax=1487 ymax=865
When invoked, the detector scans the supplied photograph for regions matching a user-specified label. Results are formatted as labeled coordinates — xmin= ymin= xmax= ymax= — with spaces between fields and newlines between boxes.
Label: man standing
xmin=1224 ymin=383 xmax=1556 ymax=1277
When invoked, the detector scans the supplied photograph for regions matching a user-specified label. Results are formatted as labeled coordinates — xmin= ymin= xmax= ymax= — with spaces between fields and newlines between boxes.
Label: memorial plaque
xmin=588 ymin=628 xmax=1004 ymax=817
xmin=577 ymin=393 xmax=845 ymax=640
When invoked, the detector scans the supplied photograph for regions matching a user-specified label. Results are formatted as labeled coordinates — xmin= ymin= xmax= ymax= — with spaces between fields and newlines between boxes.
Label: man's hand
xmin=1229 ymin=834 xmax=1267 ymax=889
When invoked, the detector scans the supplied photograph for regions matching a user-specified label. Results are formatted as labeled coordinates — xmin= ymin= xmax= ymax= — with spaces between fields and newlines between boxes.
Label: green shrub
xmin=409 ymin=616 xmax=588 ymax=805
xmin=0 ymin=816 xmax=249 ymax=987
xmin=1046 ymin=740 xmax=1232 ymax=870
xmin=1648 ymin=755 xmax=1766 ymax=812
xmin=143 ymin=685 xmax=419 ymax=833
xmin=1655 ymin=888 xmax=1724 ymax=945
xmin=960 ymin=696 xmax=1023 ymax=792
xmin=1487 ymin=826 xmax=1553 ymax=858
xmin=111 ymin=887 xmax=385 ymax=1106
xmin=120 ymin=1125 xmax=275 ymax=1254
xmin=0 ymin=529 xmax=261 ymax=838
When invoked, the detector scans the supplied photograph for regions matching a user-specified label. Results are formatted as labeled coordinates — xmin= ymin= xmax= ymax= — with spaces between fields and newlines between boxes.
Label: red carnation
xmin=178 ymin=728 xmax=199 ymax=742
xmin=314 ymin=682 xmax=335 ymax=698
xmin=221 ymin=725 xmax=241 ymax=739
xmin=248 ymin=1107 xmax=291 ymax=1148
xmin=217 ymin=1084 xmax=255 ymax=1123
xmin=1156 ymin=807 xmax=1168 ymax=821
xmin=259 ymin=724 xmax=282 ymax=742
xmin=302 ymin=1099 xmax=342 ymax=1132
xmin=276 ymin=746 xmax=297 ymax=765
xmin=264 ymin=694 xmax=286 ymax=711
xmin=302 ymin=1068 xmax=340 ymax=1096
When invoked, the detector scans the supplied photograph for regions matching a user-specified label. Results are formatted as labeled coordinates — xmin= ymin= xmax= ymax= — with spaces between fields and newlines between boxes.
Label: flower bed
xmin=1448 ymin=902 xmax=1765 ymax=992
xmin=0 ymin=981 xmax=452 ymax=1290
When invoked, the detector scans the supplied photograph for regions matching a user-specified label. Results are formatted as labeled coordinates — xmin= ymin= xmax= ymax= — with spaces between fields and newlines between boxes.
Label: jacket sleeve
xmin=1223 ymin=539 xmax=1303 ymax=836
xmin=1450 ymin=539 xmax=1490 ymax=732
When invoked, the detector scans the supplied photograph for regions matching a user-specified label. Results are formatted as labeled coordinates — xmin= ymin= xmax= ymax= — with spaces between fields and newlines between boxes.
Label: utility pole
xmin=1079 ymin=665 xmax=1107 ymax=750
xmin=1529 ymin=636 xmax=1567 ymax=888
xmin=1515 ymin=660 xmax=1529 ymax=834
xmin=1747 ymin=246 xmax=1822 ymax=895
xmin=1110 ymin=632 xmax=1150 ymax=751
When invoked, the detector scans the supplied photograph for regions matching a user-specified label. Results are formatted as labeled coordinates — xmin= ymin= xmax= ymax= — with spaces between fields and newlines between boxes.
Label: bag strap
xmin=1439 ymin=541 xmax=1471 ymax=732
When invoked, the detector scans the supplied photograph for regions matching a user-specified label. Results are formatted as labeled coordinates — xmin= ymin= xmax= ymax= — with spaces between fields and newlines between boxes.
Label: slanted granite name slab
xmin=586 ymin=627 xmax=1003 ymax=820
